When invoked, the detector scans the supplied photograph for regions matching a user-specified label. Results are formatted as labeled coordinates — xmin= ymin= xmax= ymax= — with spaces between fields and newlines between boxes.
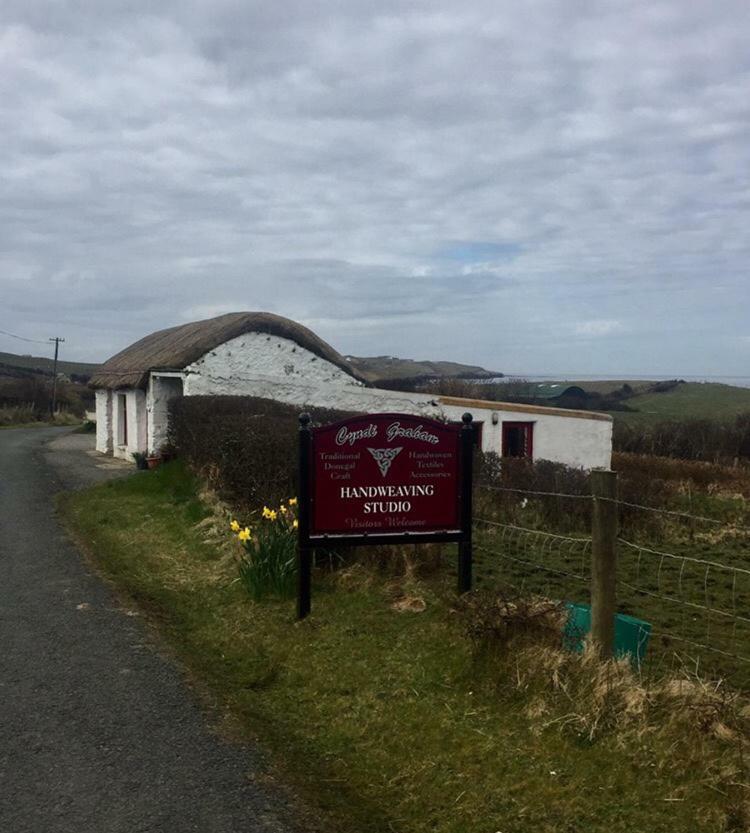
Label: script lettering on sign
xmin=310 ymin=413 xmax=462 ymax=537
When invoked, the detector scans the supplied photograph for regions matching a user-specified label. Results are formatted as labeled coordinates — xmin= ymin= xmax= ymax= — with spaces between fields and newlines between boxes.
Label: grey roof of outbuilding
xmin=89 ymin=311 xmax=366 ymax=390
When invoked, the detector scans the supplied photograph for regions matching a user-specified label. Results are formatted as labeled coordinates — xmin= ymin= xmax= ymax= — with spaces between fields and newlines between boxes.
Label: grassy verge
xmin=60 ymin=463 xmax=742 ymax=833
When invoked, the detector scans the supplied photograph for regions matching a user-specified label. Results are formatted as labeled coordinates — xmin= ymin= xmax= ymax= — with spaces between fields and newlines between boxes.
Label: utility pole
xmin=49 ymin=336 xmax=65 ymax=415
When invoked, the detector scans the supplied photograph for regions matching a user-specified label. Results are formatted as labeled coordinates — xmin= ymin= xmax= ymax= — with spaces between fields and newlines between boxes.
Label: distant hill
xmin=345 ymin=355 xmax=503 ymax=385
xmin=0 ymin=351 xmax=100 ymax=380
xmin=0 ymin=349 xmax=501 ymax=387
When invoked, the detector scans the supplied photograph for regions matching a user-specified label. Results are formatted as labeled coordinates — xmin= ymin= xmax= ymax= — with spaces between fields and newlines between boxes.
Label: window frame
xmin=501 ymin=421 xmax=534 ymax=459
xmin=117 ymin=393 xmax=128 ymax=446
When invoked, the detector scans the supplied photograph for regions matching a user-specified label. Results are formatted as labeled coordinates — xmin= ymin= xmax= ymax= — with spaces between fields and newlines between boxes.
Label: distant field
xmin=563 ymin=379 xmax=652 ymax=395
xmin=616 ymin=382 xmax=750 ymax=423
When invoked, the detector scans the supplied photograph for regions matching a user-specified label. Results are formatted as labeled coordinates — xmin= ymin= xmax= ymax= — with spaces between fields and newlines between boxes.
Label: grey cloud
xmin=0 ymin=0 xmax=749 ymax=376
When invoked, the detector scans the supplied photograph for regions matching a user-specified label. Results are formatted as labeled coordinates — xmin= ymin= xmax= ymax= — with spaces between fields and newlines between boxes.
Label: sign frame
xmin=296 ymin=411 xmax=474 ymax=618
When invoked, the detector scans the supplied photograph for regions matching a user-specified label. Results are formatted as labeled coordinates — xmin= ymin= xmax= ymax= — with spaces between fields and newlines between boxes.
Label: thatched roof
xmin=90 ymin=312 xmax=365 ymax=390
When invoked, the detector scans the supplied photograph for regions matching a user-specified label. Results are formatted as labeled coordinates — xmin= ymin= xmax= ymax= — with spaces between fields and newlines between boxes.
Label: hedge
xmin=613 ymin=414 xmax=750 ymax=464
xmin=168 ymin=396 xmax=356 ymax=510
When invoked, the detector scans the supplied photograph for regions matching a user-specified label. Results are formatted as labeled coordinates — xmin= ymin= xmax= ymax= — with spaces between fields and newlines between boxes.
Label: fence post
xmin=457 ymin=412 xmax=474 ymax=594
xmin=590 ymin=469 xmax=618 ymax=658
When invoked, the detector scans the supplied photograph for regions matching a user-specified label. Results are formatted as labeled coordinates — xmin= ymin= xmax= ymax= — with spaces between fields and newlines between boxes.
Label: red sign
xmin=309 ymin=413 xmax=462 ymax=538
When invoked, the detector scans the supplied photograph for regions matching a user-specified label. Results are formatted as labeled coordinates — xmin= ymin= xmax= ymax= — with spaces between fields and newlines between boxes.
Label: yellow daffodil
xmin=279 ymin=505 xmax=288 ymax=514
xmin=230 ymin=519 xmax=240 ymax=532
xmin=268 ymin=510 xmax=278 ymax=522
xmin=238 ymin=527 xmax=251 ymax=542
xmin=288 ymin=497 xmax=298 ymax=506
xmin=262 ymin=506 xmax=275 ymax=520
xmin=293 ymin=519 xmax=299 ymax=529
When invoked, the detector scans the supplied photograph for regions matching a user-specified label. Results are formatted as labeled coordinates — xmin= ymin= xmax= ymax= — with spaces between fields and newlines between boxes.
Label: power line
xmin=0 ymin=327 xmax=50 ymax=345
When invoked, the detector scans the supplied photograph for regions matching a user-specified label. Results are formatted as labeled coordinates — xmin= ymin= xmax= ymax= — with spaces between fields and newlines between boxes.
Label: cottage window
xmin=117 ymin=394 xmax=128 ymax=446
xmin=502 ymin=421 xmax=533 ymax=458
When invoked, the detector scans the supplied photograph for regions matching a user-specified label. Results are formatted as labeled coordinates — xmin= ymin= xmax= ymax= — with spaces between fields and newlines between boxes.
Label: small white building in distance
xmin=90 ymin=312 xmax=612 ymax=469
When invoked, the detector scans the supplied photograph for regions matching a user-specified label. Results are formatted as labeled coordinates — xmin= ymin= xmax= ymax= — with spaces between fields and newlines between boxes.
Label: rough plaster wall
xmin=184 ymin=333 xmax=443 ymax=417
xmin=95 ymin=390 xmax=112 ymax=454
xmin=184 ymin=333 xmax=363 ymax=396
xmin=183 ymin=333 xmax=612 ymax=469
xmin=147 ymin=375 xmax=184 ymax=454
xmin=531 ymin=413 xmax=613 ymax=469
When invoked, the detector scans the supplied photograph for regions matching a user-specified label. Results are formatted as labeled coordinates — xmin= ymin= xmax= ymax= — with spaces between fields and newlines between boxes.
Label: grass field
xmin=616 ymin=382 xmax=750 ymax=424
xmin=60 ymin=463 xmax=750 ymax=833
xmin=474 ymin=514 xmax=750 ymax=688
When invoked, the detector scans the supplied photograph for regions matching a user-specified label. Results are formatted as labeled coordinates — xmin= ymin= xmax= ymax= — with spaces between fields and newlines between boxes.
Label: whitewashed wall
xmin=180 ymin=333 xmax=612 ymax=469
xmin=110 ymin=388 xmax=148 ymax=460
xmin=437 ymin=399 xmax=612 ymax=469
xmin=147 ymin=373 xmax=184 ymax=454
xmin=95 ymin=390 xmax=112 ymax=454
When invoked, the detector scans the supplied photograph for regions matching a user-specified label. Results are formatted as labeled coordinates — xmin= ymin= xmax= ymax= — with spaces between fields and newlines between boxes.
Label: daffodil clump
xmin=230 ymin=497 xmax=298 ymax=601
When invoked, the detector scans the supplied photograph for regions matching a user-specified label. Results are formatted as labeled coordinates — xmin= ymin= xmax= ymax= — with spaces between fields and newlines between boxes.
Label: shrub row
xmin=478 ymin=452 xmax=750 ymax=536
xmin=168 ymin=395 xmax=750 ymax=536
xmin=168 ymin=395 xmax=356 ymax=510
xmin=614 ymin=414 xmax=750 ymax=465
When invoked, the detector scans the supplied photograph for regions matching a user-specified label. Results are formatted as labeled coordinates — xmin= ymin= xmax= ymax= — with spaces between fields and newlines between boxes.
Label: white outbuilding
xmin=90 ymin=312 xmax=612 ymax=469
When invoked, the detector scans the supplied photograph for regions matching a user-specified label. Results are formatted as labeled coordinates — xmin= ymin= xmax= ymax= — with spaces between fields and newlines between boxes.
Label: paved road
xmin=0 ymin=428 xmax=298 ymax=832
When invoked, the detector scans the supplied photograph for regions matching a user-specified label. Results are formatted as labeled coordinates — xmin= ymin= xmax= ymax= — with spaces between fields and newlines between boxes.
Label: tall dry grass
xmin=458 ymin=588 xmax=750 ymax=828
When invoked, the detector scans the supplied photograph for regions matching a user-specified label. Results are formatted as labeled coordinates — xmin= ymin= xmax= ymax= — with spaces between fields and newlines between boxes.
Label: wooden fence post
xmin=457 ymin=412 xmax=474 ymax=594
xmin=590 ymin=469 xmax=618 ymax=658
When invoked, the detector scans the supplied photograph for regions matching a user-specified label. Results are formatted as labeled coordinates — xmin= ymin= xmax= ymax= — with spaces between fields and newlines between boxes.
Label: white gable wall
xmin=183 ymin=332 xmax=365 ymax=396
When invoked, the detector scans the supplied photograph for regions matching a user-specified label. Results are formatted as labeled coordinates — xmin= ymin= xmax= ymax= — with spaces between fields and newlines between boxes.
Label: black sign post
xmin=296 ymin=411 xmax=474 ymax=619
xmin=297 ymin=413 xmax=313 ymax=620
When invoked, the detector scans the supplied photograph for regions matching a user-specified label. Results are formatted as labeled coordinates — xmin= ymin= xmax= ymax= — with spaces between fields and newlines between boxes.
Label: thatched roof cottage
xmin=90 ymin=311 xmax=612 ymax=468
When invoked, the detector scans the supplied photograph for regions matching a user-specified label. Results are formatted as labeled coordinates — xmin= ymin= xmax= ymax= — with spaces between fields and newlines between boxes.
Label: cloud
xmin=0 ymin=1 xmax=749 ymax=377
xmin=574 ymin=320 xmax=624 ymax=337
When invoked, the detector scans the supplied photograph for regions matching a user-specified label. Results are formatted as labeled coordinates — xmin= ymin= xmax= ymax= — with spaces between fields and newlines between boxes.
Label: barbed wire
xmin=479 ymin=482 xmax=748 ymax=531
xmin=478 ymin=483 xmax=590 ymax=501
xmin=602 ymin=496 xmax=728 ymax=526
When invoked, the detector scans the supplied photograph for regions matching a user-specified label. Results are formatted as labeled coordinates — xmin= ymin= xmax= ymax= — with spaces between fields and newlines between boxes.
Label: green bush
xmin=614 ymin=413 xmax=750 ymax=464
xmin=168 ymin=395 xmax=355 ymax=510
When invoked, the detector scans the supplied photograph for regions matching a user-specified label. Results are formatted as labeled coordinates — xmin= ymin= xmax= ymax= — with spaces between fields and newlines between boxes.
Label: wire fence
xmin=474 ymin=479 xmax=750 ymax=684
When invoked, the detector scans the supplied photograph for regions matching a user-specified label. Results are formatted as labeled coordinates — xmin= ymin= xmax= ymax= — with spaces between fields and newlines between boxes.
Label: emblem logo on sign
xmin=367 ymin=446 xmax=403 ymax=477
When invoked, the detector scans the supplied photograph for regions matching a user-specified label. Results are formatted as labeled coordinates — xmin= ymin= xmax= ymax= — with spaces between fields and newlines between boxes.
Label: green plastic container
xmin=563 ymin=603 xmax=651 ymax=668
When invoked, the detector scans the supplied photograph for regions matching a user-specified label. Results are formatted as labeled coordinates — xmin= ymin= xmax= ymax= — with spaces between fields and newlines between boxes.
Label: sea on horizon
xmin=485 ymin=375 xmax=750 ymax=389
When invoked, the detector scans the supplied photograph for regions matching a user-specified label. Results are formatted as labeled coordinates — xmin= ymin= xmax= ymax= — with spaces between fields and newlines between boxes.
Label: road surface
xmin=0 ymin=427 xmax=299 ymax=832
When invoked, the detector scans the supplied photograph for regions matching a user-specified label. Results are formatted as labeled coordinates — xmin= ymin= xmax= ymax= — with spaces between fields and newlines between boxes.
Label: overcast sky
xmin=1 ymin=1 xmax=749 ymax=376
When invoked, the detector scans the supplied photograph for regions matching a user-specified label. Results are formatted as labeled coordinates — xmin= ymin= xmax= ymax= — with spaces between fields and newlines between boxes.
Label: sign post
xmin=297 ymin=411 xmax=474 ymax=618
xmin=297 ymin=413 xmax=313 ymax=620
